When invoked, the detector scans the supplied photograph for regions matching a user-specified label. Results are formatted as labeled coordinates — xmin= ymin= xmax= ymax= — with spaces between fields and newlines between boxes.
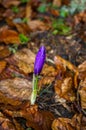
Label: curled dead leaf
xmin=78 ymin=61 xmax=86 ymax=80
xmin=54 ymin=77 xmax=75 ymax=101
xmin=38 ymin=64 xmax=58 ymax=87
xmin=52 ymin=114 xmax=86 ymax=130
xmin=21 ymin=104 xmax=55 ymax=130
xmin=74 ymin=11 xmax=86 ymax=24
xmin=2 ymin=103 xmax=55 ymax=130
xmin=54 ymin=56 xmax=79 ymax=88
xmin=0 ymin=112 xmax=24 ymax=130
xmin=78 ymin=78 xmax=86 ymax=109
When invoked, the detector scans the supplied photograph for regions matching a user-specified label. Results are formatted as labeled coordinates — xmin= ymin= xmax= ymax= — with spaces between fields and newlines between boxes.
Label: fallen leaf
xmin=78 ymin=78 xmax=86 ymax=109
xmin=14 ymin=23 xmax=31 ymax=35
xmin=1 ymin=0 xmax=20 ymax=8
xmin=5 ymin=48 xmax=35 ymax=74
xmin=2 ymin=103 xmax=55 ymax=130
xmin=0 ymin=78 xmax=32 ymax=101
xmin=52 ymin=114 xmax=86 ymax=130
xmin=53 ymin=0 xmax=62 ymax=7
xmin=0 ymin=61 xmax=7 ymax=73
xmin=54 ymin=77 xmax=75 ymax=101
xmin=0 ymin=28 xmax=20 ymax=44
xmin=25 ymin=3 xmax=32 ymax=20
xmin=12 ymin=48 xmax=35 ymax=65
xmin=74 ymin=11 xmax=86 ymax=24
xmin=18 ymin=60 xmax=33 ymax=74
xmin=0 ymin=46 xmax=11 ymax=59
xmin=38 ymin=64 xmax=58 ymax=87
xmin=27 ymin=20 xmax=50 ymax=31
xmin=0 ymin=65 xmax=27 ymax=80
xmin=0 ymin=112 xmax=24 ymax=130
xmin=54 ymin=56 xmax=79 ymax=88
xmin=21 ymin=104 xmax=55 ymax=130
xmin=78 ymin=61 xmax=86 ymax=80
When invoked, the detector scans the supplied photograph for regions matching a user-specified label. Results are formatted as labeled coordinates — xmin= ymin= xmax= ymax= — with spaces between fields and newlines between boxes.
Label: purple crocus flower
xmin=34 ymin=46 xmax=46 ymax=75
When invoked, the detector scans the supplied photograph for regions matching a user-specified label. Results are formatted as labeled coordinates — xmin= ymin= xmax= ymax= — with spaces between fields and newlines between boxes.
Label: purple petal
xmin=34 ymin=46 xmax=46 ymax=75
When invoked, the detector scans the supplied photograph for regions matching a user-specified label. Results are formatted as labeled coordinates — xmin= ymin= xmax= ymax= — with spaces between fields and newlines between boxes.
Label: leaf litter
xmin=0 ymin=0 xmax=86 ymax=130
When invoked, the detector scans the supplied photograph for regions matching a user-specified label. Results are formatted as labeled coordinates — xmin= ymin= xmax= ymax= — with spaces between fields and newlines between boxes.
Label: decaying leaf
xmin=0 ymin=112 xmax=24 ymax=130
xmin=25 ymin=106 xmax=55 ymax=130
xmin=54 ymin=55 xmax=77 ymax=101
xmin=0 ymin=77 xmax=32 ymax=102
xmin=14 ymin=23 xmax=31 ymax=35
xmin=52 ymin=114 xmax=86 ymax=130
xmin=6 ymin=48 xmax=35 ymax=74
xmin=1 ymin=0 xmax=20 ymax=8
xmin=78 ymin=78 xmax=86 ymax=109
xmin=0 ymin=46 xmax=11 ymax=59
xmin=18 ymin=60 xmax=33 ymax=74
xmin=27 ymin=20 xmax=50 ymax=31
xmin=0 ymin=28 xmax=20 ymax=44
xmin=11 ymin=48 xmax=35 ymax=65
xmin=0 ymin=65 xmax=27 ymax=80
xmin=39 ymin=64 xmax=58 ymax=87
xmin=74 ymin=11 xmax=86 ymax=24
xmin=2 ymin=103 xmax=55 ymax=130
xmin=0 ymin=61 xmax=7 ymax=73
xmin=25 ymin=3 xmax=32 ymax=20
xmin=54 ymin=56 xmax=79 ymax=88
xmin=54 ymin=77 xmax=75 ymax=101
xmin=78 ymin=61 xmax=86 ymax=80
xmin=53 ymin=0 xmax=62 ymax=7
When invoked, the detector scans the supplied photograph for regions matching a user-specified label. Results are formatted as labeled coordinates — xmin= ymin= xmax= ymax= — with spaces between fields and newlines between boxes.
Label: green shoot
xmin=9 ymin=44 xmax=18 ymax=53
xmin=12 ymin=6 xmax=19 ymax=13
xmin=19 ymin=34 xmax=30 ymax=44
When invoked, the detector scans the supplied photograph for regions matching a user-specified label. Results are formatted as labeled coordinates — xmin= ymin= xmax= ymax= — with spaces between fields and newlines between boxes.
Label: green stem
xmin=30 ymin=74 xmax=38 ymax=105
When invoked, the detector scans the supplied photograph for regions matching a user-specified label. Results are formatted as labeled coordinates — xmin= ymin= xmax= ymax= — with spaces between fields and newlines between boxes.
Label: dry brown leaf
xmin=3 ymin=103 xmax=55 ymax=130
xmin=78 ymin=78 xmax=86 ymax=109
xmin=1 ymin=0 xmax=20 ymax=8
xmin=78 ymin=61 xmax=86 ymax=80
xmin=0 ymin=112 xmax=24 ymax=130
xmin=0 ymin=61 xmax=7 ymax=73
xmin=54 ymin=77 xmax=75 ymax=101
xmin=0 ymin=91 xmax=22 ymax=108
xmin=18 ymin=60 xmax=33 ymax=74
xmin=52 ymin=114 xmax=86 ymax=130
xmin=5 ymin=48 xmax=35 ymax=74
xmin=53 ymin=0 xmax=62 ymax=7
xmin=50 ymin=9 xmax=59 ymax=17
xmin=0 ymin=46 xmax=11 ymax=59
xmin=38 ymin=64 xmax=58 ymax=87
xmin=21 ymin=104 xmax=55 ymax=130
xmin=27 ymin=20 xmax=50 ymax=31
xmin=12 ymin=48 xmax=35 ymax=65
xmin=54 ymin=56 xmax=79 ymax=88
xmin=14 ymin=23 xmax=31 ymax=35
xmin=25 ymin=3 xmax=32 ymax=20
xmin=74 ymin=11 xmax=86 ymax=24
xmin=0 ymin=28 xmax=20 ymax=44
xmin=0 ymin=78 xmax=32 ymax=102
xmin=0 ymin=65 xmax=27 ymax=80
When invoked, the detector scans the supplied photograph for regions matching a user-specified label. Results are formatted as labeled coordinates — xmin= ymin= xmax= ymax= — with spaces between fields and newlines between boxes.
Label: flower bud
xmin=34 ymin=46 xmax=46 ymax=75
